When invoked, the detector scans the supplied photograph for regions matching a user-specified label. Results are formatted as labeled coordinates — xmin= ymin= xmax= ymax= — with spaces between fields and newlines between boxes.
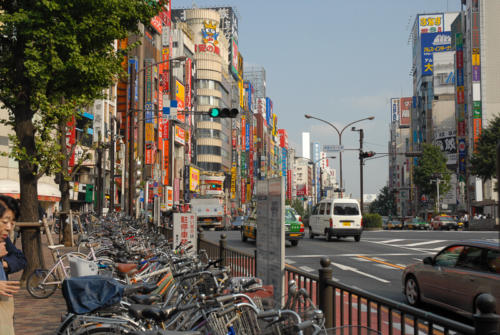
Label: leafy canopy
xmin=470 ymin=114 xmax=500 ymax=181
xmin=369 ymin=186 xmax=397 ymax=216
xmin=413 ymin=143 xmax=451 ymax=200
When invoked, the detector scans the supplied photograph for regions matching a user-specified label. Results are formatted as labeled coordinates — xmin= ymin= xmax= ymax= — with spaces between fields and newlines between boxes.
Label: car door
xmin=317 ymin=203 xmax=328 ymax=235
xmin=446 ymin=246 xmax=485 ymax=312
xmin=419 ymin=245 xmax=465 ymax=303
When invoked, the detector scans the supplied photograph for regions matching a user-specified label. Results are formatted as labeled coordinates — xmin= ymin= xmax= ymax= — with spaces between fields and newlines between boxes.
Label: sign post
xmin=256 ymin=177 xmax=285 ymax=307
xmin=172 ymin=213 xmax=197 ymax=256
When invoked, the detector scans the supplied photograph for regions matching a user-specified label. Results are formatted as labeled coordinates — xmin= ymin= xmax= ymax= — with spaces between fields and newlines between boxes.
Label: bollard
xmin=219 ymin=233 xmax=227 ymax=267
xmin=254 ymin=249 xmax=258 ymax=277
xmin=474 ymin=293 xmax=499 ymax=335
xmin=318 ymin=257 xmax=334 ymax=329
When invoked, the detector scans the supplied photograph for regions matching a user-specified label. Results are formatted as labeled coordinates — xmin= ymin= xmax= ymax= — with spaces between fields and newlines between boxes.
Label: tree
xmin=369 ymin=186 xmax=397 ymax=216
xmin=413 ymin=143 xmax=451 ymax=212
xmin=470 ymin=113 xmax=500 ymax=181
xmin=0 ymin=0 xmax=162 ymax=279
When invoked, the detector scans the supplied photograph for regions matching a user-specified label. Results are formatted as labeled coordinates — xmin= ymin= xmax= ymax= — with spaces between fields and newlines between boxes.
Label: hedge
xmin=363 ymin=213 xmax=382 ymax=228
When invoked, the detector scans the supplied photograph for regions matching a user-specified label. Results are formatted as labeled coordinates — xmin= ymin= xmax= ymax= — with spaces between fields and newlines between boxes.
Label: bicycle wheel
xmin=26 ymin=269 xmax=58 ymax=298
xmin=74 ymin=323 xmax=140 ymax=334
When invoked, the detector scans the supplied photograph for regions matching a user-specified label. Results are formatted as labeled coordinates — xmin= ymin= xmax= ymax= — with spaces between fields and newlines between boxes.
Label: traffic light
xmin=360 ymin=151 xmax=376 ymax=159
xmin=209 ymin=108 xmax=239 ymax=118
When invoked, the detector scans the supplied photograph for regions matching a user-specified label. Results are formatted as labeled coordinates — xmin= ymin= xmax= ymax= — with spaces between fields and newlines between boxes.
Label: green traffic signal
xmin=209 ymin=108 xmax=221 ymax=117
xmin=209 ymin=108 xmax=238 ymax=118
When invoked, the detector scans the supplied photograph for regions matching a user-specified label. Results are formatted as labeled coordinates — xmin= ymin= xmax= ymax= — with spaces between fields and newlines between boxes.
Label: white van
xmin=309 ymin=198 xmax=362 ymax=242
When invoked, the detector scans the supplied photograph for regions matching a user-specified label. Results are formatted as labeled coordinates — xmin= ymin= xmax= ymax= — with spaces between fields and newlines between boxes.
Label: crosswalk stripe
xmin=299 ymin=266 xmax=315 ymax=272
xmin=403 ymin=240 xmax=446 ymax=247
xmin=377 ymin=239 xmax=405 ymax=244
xmin=376 ymin=264 xmax=400 ymax=270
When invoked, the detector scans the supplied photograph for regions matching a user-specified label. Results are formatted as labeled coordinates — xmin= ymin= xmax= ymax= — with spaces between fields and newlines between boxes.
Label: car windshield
xmin=285 ymin=209 xmax=296 ymax=221
xmin=333 ymin=203 xmax=359 ymax=215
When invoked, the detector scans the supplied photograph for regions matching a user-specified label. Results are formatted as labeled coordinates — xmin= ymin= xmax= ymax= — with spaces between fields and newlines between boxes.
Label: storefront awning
xmin=0 ymin=179 xmax=61 ymax=202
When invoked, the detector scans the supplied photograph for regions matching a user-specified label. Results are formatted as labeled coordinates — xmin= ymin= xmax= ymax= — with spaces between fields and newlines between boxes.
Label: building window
xmin=197 ymin=95 xmax=221 ymax=107
xmin=198 ymin=162 xmax=221 ymax=171
xmin=196 ymin=128 xmax=221 ymax=139
xmin=197 ymin=145 xmax=221 ymax=156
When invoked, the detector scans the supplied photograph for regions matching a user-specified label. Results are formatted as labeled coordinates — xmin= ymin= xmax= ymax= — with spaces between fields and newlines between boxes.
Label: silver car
xmin=402 ymin=240 xmax=500 ymax=318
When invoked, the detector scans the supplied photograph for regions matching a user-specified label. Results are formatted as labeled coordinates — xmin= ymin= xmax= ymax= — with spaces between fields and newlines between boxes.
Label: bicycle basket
xmin=323 ymin=325 xmax=382 ymax=335
xmin=68 ymin=254 xmax=98 ymax=277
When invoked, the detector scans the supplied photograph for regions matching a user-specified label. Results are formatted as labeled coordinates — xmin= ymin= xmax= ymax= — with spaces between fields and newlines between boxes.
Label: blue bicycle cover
xmin=62 ymin=275 xmax=124 ymax=314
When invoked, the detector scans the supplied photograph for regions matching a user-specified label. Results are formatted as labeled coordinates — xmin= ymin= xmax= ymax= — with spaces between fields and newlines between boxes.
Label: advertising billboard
xmin=176 ymin=80 xmax=185 ymax=123
xmin=185 ymin=58 xmax=192 ymax=110
xmin=418 ymin=14 xmax=444 ymax=35
xmin=189 ymin=167 xmax=200 ymax=192
xmin=434 ymin=129 xmax=457 ymax=165
xmin=230 ymin=38 xmax=239 ymax=80
xmin=265 ymin=98 xmax=272 ymax=127
xmin=399 ymin=97 xmax=411 ymax=128
xmin=421 ymin=32 xmax=451 ymax=76
xmin=174 ymin=126 xmax=185 ymax=145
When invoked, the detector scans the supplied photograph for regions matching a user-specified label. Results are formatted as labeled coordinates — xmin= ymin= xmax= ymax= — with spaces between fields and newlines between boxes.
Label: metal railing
xmin=197 ymin=232 xmax=499 ymax=335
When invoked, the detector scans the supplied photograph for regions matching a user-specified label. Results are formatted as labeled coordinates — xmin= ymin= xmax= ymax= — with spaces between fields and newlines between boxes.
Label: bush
xmin=363 ymin=213 xmax=382 ymax=229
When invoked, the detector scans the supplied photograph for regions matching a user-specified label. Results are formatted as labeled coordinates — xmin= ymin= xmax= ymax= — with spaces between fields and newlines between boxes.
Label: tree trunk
xmin=15 ymin=109 xmax=44 ymax=282
xmin=58 ymin=120 xmax=72 ymax=246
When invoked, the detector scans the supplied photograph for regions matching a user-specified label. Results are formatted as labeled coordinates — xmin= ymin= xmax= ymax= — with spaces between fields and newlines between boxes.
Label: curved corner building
xmin=185 ymin=9 xmax=232 ymax=173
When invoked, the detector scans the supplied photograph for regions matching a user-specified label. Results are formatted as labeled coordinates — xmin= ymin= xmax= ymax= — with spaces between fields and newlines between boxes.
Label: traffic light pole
xmin=359 ymin=129 xmax=364 ymax=214
xmin=128 ymin=65 xmax=136 ymax=218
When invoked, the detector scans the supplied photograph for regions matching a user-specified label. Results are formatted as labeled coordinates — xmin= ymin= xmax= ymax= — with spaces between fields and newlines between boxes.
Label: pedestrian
xmin=0 ymin=195 xmax=26 ymax=335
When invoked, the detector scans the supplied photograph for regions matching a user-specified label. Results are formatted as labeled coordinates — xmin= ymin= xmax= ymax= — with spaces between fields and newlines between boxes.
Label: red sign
xmin=457 ymin=86 xmax=464 ymax=104
xmin=399 ymin=97 xmax=412 ymax=127
xmin=185 ymin=58 xmax=192 ymax=110
xmin=241 ymin=117 xmax=246 ymax=151
xmin=456 ymin=50 xmax=463 ymax=69
xmin=150 ymin=15 xmax=163 ymax=34
xmin=66 ymin=116 xmax=76 ymax=168
xmin=195 ymin=44 xmax=220 ymax=55
xmin=287 ymin=170 xmax=292 ymax=200
xmin=458 ymin=121 xmax=466 ymax=137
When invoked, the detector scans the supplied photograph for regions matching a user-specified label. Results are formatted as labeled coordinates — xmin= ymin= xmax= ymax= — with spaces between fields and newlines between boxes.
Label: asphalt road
xmin=201 ymin=228 xmax=499 ymax=321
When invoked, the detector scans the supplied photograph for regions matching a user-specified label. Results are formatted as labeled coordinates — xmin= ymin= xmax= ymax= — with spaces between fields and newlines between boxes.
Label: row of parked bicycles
xmin=27 ymin=212 xmax=380 ymax=334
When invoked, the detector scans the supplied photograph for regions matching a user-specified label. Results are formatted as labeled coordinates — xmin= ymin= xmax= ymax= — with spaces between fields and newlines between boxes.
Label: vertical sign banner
xmin=391 ymin=98 xmax=400 ymax=122
xmin=230 ymin=166 xmax=237 ymax=199
xmin=173 ymin=213 xmax=197 ymax=256
xmin=399 ymin=97 xmax=411 ymax=128
xmin=245 ymin=122 xmax=250 ymax=151
xmin=420 ymin=32 xmax=451 ymax=76
xmin=145 ymin=59 xmax=154 ymax=165
xmin=163 ymin=122 xmax=170 ymax=185
xmin=189 ymin=167 xmax=200 ymax=192
xmin=256 ymin=177 xmax=285 ymax=307
xmin=241 ymin=116 xmax=246 ymax=151
xmin=175 ymin=80 xmax=185 ymax=123
xmin=185 ymin=58 xmax=192 ymax=110
xmin=230 ymin=38 xmax=239 ymax=79
xmin=66 ymin=116 xmax=76 ymax=169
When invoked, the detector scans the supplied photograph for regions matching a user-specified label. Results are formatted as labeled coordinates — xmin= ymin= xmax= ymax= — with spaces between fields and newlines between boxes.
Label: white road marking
xmin=403 ymin=240 xmax=446 ymax=247
xmin=375 ymin=264 xmax=400 ymax=270
xmin=354 ymin=257 xmax=372 ymax=262
xmin=286 ymin=259 xmax=296 ymax=264
xmin=397 ymin=264 xmax=407 ymax=268
xmin=372 ymin=257 xmax=387 ymax=261
xmin=299 ymin=266 xmax=315 ymax=272
xmin=413 ymin=258 xmax=422 ymax=262
xmin=330 ymin=262 xmax=390 ymax=283
xmin=287 ymin=253 xmax=425 ymax=258
xmin=377 ymin=239 xmax=405 ymax=244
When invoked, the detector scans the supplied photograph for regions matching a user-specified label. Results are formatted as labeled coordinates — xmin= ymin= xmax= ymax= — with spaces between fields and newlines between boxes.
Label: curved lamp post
xmin=304 ymin=115 xmax=374 ymax=197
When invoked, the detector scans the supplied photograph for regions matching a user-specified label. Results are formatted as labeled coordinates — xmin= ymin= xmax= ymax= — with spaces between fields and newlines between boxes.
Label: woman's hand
xmin=0 ymin=280 xmax=20 ymax=297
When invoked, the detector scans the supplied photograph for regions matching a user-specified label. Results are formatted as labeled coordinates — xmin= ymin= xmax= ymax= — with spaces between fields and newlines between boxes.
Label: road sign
xmin=323 ymin=144 xmax=344 ymax=152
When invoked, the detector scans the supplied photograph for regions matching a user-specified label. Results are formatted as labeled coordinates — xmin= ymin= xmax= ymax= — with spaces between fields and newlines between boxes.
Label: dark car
xmin=402 ymin=240 xmax=500 ymax=318
xmin=230 ymin=216 xmax=246 ymax=230
xmin=430 ymin=215 xmax=458 ymax=230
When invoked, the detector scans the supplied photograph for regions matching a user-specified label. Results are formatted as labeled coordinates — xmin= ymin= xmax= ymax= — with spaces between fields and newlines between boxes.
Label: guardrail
xmin=198 ymin=232 xmax=499 ymax=335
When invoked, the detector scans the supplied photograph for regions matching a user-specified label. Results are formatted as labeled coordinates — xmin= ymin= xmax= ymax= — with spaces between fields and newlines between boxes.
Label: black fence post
xmin=219 ymin=233 xmax=227 ymax=267
xmin=474 ymin=293 xmax=499 ymax=335
xmin=197 ymin=227 xmax=204 ymax=254
xmin=318 ymin=257 xmax=334 ymax=329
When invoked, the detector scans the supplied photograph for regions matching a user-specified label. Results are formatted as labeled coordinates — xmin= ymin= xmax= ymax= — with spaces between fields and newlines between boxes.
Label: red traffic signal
xmin=360 ymin=151 xmax=376 ymax=159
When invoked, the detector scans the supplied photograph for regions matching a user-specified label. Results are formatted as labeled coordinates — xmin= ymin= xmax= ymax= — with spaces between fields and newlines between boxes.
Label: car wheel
xmin=405 ymin=276 xmax=421 ymax=307
xmin=241 ymin=231 xmax=247 ymax=242
xmin=291 ymin=240 xmax=299 ymax=247
xmin=309 ymin=231 xmax=315 ymax=239
xmin=326 ymin=233 xmax=333 ymax=241
xmin=354 ymin=235 xmax=361 ymax=242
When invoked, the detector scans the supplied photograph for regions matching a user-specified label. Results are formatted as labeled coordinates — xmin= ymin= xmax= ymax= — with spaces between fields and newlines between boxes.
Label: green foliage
xmin=0 ymin=0 xmax=162 ymax=178
xmin=470 ymin=114 xmax=500 ymax=181
xmin=362 ymin=213 xmax=382 ymax=228
xmin=290 ymin=199 xmax=306 ymax=218
xmin=413 ymin=143 xmax=451 ymax=201
xmin=369 ymin=186 xmax=397 ymax=216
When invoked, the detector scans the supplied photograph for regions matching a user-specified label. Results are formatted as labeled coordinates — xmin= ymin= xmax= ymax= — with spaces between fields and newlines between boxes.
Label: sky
xmin=173 ymin=0 xmax=462 ymax=198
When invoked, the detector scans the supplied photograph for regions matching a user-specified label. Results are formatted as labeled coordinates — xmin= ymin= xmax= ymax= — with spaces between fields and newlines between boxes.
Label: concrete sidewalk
xmin=11 ymin=232 xmax=74 ymax=335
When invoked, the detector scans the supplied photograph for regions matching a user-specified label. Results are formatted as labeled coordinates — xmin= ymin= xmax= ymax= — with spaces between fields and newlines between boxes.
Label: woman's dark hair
xmin=0 ymin=195 xmax=20 ymax=220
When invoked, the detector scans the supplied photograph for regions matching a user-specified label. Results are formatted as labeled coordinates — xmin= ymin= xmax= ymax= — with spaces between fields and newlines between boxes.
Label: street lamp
xmin=126 ymin=55 xmax=188 ymax=217
xmin=304 ymin=114 xmax=374 ymax=197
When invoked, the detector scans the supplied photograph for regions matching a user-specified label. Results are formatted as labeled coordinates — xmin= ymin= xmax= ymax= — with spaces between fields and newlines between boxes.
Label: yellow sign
xmin=176 ymin=80 xmax=185 ymax=122
xmin=145 ymin=123 xmax=154 ymax=142
xmin=189 ymin=167 xmax=200 ymax=192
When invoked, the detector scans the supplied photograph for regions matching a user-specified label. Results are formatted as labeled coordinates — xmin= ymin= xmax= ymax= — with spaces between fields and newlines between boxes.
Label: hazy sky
xmin=173 ymin=0 xmax=462 ymax=198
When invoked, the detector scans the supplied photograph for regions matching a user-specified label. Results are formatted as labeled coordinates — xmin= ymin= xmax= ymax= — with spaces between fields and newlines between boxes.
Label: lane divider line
xmin=356 ymin=255 xmax=406 ymax=270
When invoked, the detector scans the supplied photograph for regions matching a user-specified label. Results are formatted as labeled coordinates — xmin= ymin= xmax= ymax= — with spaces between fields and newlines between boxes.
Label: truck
xmin=189 ymin=197 xmax=225 ymax=229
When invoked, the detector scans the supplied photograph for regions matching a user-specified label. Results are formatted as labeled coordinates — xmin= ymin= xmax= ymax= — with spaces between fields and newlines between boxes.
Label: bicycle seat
xmin=85 ymin=242 xmax=100 ymax=248
xmin=129 ymin=294 xmax=161 ymax=305
xmin=129 ymin=330 xmax=201 ymax=335
xmin=116 ymin=263 xmax=138 ymax=275
xmin=48 ymin=244 xmax=65 ymax=250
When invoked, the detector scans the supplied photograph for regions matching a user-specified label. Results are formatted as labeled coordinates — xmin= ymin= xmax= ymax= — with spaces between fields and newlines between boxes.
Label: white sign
xmin=173 ymin=213 xmax=197 ymax=256
xmin=323 ymin=145 xmax=344 ymax=153
xmin=256 ymin=177 xmax=285 ymax=306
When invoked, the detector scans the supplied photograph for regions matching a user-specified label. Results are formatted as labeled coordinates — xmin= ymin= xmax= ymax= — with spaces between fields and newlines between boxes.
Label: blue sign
xmin=265 ymin=97 xmax=272 ymax=127
xmin=421 ymin=32 xmax=451 ymax=76
xmin=245 ymin=81 xmax=252 ymax=112
xmin=456 ymin=68 xmax=464 ymax=87
xmin=245 ymin=123 xmax=250 ymax=151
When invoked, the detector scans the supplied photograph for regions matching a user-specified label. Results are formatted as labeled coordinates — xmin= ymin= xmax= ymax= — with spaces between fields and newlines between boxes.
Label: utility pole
xmin=128 ymin=65 xmax=136 ymax=217
xmin=96 ymin=139 xmax=103 ymax=216
xmin=109 ymin=117 xmax=116 ymax=212
xmin=431 ymin=175 xmax=442 ymax=213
